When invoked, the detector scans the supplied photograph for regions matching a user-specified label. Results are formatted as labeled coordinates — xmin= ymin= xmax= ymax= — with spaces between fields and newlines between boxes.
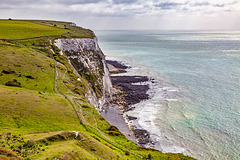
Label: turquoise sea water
xmin=95 ymin=30 xmax=240 ymax=160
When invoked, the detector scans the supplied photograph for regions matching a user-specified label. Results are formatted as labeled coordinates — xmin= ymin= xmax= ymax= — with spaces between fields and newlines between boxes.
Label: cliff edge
xmin=54 ymin=37 xmax=114 ymax=109
xmin=0 ymin=19 xmax=195 ymax=160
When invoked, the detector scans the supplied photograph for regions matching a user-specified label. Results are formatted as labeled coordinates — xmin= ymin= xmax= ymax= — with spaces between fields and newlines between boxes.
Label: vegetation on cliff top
xmin=0 ymin=19 xmax=195 ymax=159
xmin=0 ymin=20 xmax=94 ymax=40
xmin=0 ymin=20 xmax=67 ymax=39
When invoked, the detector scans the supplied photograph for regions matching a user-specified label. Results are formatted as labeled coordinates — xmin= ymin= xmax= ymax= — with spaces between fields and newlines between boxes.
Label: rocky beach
xmin=100 ymin=60 xmax=154 ymax=146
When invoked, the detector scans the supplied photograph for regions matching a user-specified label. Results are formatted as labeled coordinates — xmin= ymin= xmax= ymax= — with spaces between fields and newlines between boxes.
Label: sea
xmin=95 ymin=30 xmax=240 ymax=160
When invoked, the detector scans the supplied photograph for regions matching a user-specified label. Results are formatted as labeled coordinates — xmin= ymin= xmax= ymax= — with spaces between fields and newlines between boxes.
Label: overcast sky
xmin=1 ymin=0 xmax=240 ymax=30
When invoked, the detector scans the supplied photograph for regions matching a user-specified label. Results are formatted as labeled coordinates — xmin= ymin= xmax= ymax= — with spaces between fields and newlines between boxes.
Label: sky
xmin=1 ymin=0 xmax=240 ymax=30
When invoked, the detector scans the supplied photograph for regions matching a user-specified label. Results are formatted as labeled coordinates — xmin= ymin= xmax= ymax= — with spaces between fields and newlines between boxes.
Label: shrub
xmin=148 ymin=153 xmax=152 ymax=159
xmin=107 ymin=131 xmax=122 ymax=136
xmin=2 ymin=70 xmax=16 ymax=74
xmin=82 ymin=105 xmax=91 ymax=108
xmin=99 ymin=117 xmax=105 ymax=120
xmin=18 ymin=145 xmax=23 ymax=150
xmin=5 ymin=79 xmax=21 ymax=87
xmin=25 ymin=75 xmax=35 ymax=79
xmin=138 ymin=146 xmax=158 ymax=151
xmin=24 ymin=140 xmax=36 ymax=148
xmin=125 ymin=151 xmax=130 ymax=156
xmin=107 ymin=125 xmax=119 ymax=132
xmin=107 ymin=125 xmax=124 ymax=136
xmin=73 ymin=88 xmax=83 ymax=95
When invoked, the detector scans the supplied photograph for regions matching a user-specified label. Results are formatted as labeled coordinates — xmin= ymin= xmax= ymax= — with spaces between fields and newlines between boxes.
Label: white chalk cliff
xmin=54 ymin=36 xmax=113 ymax=110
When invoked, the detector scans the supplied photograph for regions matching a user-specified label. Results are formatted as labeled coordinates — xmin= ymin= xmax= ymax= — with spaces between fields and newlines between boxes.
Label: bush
xmin=107 ymin=131 xmax=122 ymax=136
xmin=107 ymin=125 xmax=119 ymax=132
xmin=138 ymin=146 xmax=158 ymax=151
xmin=148 ymin=153 xmax=152 ymax=159
xmin=73 ymin=88 xmax=83 ymax=95
xmin=125 ymin=151 xmax=130 ymax=156
xmin=24 ymin=140 xmax=36 ymax=148
xmin=2 ymin=69 xmax=16 ymax=74
xmin=82 ymin=105 xmax=91 ymax=108
xmin=25 ymin=75 xmax=35 ymax=79
xmin=107 ymin=125 xmax=124 ymax=136
xmin=5 ymin=79 xmax=21 ymax=87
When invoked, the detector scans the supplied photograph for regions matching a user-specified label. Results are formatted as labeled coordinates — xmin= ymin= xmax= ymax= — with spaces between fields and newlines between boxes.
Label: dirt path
xmin=51 ymin=45 xmax=143 ymax=159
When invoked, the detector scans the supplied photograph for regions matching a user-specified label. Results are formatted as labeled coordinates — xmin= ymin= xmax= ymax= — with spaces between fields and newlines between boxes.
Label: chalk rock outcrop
xmin=54 ymin=37 xmax=113 ymax=109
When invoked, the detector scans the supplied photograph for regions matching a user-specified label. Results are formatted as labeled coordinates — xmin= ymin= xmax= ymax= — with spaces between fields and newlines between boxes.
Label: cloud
xmin=192 ymin=2 xmax=226 ymax=8
xmin=155 ymin=2 xmax=186 ymax=10
xmin=111 ymin=0 xmax=138 ymax=4
xmin=57 ymin=0 xmax=106 ymax=5
xmin=213 ymin=4 xmax=225 ymax=7
xmin=0 ymin=0 xmax=239 ymax=30
xmin=193 ymin=2 xmax=210 ymax=6
xmin=1 ymin=0 xmax=239 ymax=16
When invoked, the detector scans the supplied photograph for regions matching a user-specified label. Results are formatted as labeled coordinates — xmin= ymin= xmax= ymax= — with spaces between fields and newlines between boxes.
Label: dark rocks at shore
xmin=111 ymin=76 xmax=149 ymax=111
xmin=133 ymin=129 xmax=151 ymax=145
xmin=122 ymin=84 xmax=149 ymax=109
xmin=111 ymin=76 xmax=149 ymax=84
xmin=109 ymin=69 xmax=127 ymax=74
xmin=107 ymin=59 xmax=152 ymax=146
xmin=126 ymin=115 xmax=137 ymax=120
xmin=106 ymin=60 xmax=128 ymax=69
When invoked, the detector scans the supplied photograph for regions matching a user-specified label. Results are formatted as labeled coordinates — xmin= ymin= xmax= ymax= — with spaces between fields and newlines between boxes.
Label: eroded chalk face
xmin=54 ymin=38 xmax=113 ymax=109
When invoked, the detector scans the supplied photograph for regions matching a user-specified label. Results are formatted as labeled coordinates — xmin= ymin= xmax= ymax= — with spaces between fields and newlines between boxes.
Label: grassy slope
xmin=0 ymin=20 xmax=195 ymax=160
xmin=0 ymin=41 xmax=55 ymax=92
xmin=0 ymin=86 xmax=83 ymax=133
xmin=0 ymin=20 xmax=67 ymax=39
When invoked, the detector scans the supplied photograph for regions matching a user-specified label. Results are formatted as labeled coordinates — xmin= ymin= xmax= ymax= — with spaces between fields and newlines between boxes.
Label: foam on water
xmin=96 ymin=30 xmax=240 ymax=160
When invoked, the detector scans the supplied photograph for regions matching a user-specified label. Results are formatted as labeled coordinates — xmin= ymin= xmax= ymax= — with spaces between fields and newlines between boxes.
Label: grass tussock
xmin=0 ymin=147 xmax=23 ymax=160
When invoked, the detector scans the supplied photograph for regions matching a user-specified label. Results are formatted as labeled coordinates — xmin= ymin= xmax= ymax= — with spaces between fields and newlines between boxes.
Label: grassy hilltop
xmin=0 ymin=19 xmax=195 ymax=160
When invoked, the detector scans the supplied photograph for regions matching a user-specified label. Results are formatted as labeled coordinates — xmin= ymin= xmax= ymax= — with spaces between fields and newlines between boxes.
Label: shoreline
xmin=100 ymin=60 xmax=153 ymax=146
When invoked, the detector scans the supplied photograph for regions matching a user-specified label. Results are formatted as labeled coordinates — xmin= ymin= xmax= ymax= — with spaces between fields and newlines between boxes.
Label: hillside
xmin=0 ymin=19 xmax=195 ymax=160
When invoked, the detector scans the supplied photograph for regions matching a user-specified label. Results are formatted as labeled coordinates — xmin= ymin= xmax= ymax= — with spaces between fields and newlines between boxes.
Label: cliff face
xmin=54 ymin=37 xmax=113 ymax=109
xmin=0 ymin=20 xmax=196 ymax=160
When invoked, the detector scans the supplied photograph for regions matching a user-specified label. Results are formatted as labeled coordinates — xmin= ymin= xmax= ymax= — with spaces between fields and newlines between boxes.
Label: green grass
xmin=0 ymin=20 xmax=68 ymax=39
xmin=0 ymin=40 xmax=55 ymax=92
xmin=0 ymin=86 xmax=83 ymax=133
xmin=28 ymin=20 xmax=95 ymax=39
xmin=0 ymin=19 xmax=195 ymax=160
